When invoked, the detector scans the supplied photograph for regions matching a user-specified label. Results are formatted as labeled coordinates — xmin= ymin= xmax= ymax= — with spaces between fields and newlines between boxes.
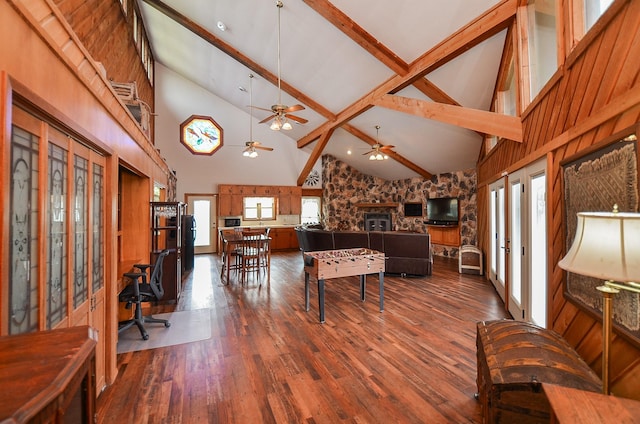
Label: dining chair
xmin=239 ymin=230 xmax=264 ymax=284
xmin=220 ymin=229 xmax=242 ymax=283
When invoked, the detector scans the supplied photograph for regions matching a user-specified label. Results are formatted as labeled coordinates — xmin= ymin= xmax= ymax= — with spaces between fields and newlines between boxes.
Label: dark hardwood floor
xmin=97 ymin=251 xmax=510 ymax=423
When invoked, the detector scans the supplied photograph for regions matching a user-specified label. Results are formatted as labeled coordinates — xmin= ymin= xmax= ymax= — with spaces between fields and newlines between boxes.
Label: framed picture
xmin=562 ymin=127 xmax=639 ymax=346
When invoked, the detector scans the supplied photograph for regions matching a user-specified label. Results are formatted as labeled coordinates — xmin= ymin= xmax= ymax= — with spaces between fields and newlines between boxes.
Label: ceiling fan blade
xmin=258 ymin=114 xmax=277 ymax=124
xmin=284 ymin=104 xmax=305 ymax=113
xmin=362 ymin=150 xmax=375 ymax=156
xmin=380 ymin=145 xmax=395 ymax=150
xmin=255 ymin=145 xmax=274 ymax=151
xmin=286 ymin=114 xmax=308 ymax=124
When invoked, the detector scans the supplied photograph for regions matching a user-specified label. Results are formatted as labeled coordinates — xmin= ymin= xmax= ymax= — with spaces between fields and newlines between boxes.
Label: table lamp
xmin=558 ymin=205 xmax=640 ymax=394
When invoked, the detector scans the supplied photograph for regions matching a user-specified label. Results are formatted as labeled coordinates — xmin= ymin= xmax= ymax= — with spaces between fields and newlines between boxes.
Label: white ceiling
xmin=139 ymin=0 xmax=506 ymax=180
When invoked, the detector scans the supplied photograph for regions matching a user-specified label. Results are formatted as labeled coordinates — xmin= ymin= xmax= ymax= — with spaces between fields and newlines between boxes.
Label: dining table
xmin=219 ymin=229 xmax=271 ymax=284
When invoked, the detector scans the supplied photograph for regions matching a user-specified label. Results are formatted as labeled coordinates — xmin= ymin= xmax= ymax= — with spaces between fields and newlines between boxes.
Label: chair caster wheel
xmin=165 ymin=322 xmax=171 ymax=328
xmin=142 ymin=334 xmax=149 ymax=340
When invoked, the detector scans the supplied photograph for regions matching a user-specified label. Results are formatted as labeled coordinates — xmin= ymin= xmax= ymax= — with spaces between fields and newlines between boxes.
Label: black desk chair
xmin=118 ymin=250 xmax=171 ymax=340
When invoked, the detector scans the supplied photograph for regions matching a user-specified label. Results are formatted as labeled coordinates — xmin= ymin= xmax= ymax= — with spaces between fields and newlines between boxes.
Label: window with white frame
xmin=301 ymin=197 xmax=321 ymax=224
xmin=243 ymin=197 xmax=275 ymax=221
xmin=584 ymin=0 xmax=614 ymax=32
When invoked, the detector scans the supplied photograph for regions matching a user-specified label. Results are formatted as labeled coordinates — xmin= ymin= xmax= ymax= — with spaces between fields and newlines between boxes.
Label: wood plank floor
xmin=97 ymin=251 xmax=510 ymax=423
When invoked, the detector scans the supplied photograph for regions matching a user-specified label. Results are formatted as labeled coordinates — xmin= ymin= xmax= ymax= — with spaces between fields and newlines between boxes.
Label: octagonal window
xmin=180 ymin=115 xmax=223 ymax=155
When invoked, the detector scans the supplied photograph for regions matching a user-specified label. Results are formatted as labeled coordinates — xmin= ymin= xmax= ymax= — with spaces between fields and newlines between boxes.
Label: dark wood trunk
xmin=476 ymin=320 xmax=602 ymax=423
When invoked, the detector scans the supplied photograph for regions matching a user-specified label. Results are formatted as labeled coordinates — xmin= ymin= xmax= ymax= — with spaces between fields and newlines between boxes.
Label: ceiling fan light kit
xmin=242 ymin=74 xmax=274 ymax=158
xmin=365 ymin=125 xmax=393 ymax=161
xmin=259 ymin=0 xmax=306 ymax=131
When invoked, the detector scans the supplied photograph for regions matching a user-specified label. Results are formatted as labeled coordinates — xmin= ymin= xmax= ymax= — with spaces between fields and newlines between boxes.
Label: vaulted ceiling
xmin=139 ymin=0 xmax=519 ymax=182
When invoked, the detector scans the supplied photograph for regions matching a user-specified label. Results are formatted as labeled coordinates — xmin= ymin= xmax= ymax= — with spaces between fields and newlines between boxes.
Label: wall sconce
xmin=558 ymin=205 xmax=640 ymax=394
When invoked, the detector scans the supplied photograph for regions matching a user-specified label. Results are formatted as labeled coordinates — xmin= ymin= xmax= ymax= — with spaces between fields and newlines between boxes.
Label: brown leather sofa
xmin=295 ymin=228 xmax=432 ymax=276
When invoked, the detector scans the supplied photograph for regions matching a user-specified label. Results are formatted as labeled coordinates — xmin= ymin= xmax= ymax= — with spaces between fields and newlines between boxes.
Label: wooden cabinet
xmin=428 ymin=225 xmax=460 ymax=246
xmin=219 ymin=184 xmax=301 ymax=217
xmin=278 ymin=186 xmax=302 ymax=215
xmin=0 ymin=326 xmax=97 ymax=423
xmin=151 ymin=202 xmax=186 ymax=302
xmin=270 ymin=227 xmax=299 ymax=251
xmin=218 ymin=184 xmax=244 ymax=216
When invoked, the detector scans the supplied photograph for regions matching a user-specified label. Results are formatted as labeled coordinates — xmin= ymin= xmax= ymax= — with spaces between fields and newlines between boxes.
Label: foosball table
xmin=303 ymin=248 xmax=386 ymax=323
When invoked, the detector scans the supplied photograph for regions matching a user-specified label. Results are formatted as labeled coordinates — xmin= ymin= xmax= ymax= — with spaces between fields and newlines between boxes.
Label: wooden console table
xmin=0 ymin=326 xmax=97 ymax=423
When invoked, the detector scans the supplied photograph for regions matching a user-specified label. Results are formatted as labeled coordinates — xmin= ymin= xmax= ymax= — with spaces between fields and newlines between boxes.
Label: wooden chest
xmin=476 ymin=320 xmax=601 ymax=424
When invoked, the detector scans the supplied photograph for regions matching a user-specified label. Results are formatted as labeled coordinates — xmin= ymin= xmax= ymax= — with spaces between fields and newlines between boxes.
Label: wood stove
xmin=364 ymin=213 xmax=391 ymax=231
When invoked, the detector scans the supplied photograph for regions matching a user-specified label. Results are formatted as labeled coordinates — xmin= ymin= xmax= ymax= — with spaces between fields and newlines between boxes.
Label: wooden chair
xmin=239 ymin=231 xmax=264 ymax=284
xmin=220 ymin=229 xmax=242 ymax=284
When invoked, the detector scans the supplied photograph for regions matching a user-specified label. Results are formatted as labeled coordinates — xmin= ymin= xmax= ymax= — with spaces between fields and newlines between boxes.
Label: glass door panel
xmin=187 ymin=194 xmax=217 ymax=254
xmin=529 ymin=170 xmax=547 ymax=327
xmin=489 ymin=178 xmax=506 ymax=301
xmin=509 ymin=171 xmax=524 ymax=320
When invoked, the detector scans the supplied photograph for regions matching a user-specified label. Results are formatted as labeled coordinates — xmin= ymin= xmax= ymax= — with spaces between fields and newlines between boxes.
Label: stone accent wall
xmin=321 ymin=155 xmax=477 ymax=258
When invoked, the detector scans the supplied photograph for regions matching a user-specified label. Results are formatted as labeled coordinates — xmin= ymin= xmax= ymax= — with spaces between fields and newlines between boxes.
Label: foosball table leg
xmin=360 ymin=275 xmax=366 ymax=302
xmin=379 ymin=271 xmax=384 ymax=312
xmin=305 ymin=272 xmax=310 ymax=312
xmin=318 ymin=278 xmax=325 ymax=323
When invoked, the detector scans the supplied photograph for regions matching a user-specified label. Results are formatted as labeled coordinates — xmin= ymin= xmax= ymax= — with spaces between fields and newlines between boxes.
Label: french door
xmin=499 ymin=160 xmax=547 ymax=326
xmin=186 ymin=194 xmax=218 ymax=254
xmin=489 ymin=178 xmax=507 ymax=301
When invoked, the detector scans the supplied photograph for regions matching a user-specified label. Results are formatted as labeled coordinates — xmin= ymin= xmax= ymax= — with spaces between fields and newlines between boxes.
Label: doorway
xmin=186 ymin=194 xmax=218 ymax=254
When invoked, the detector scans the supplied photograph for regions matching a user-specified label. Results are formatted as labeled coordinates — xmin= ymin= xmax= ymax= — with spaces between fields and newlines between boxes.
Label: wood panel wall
xmin=53 ymin=0 xmax=154 ymax=138
xmin=478 ymin=0 xmax=640 ymax=398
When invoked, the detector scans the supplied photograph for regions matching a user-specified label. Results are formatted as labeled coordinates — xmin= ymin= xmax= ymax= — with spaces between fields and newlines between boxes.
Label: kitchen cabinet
xmin=270 ymin=227 xmax=299 ymax=251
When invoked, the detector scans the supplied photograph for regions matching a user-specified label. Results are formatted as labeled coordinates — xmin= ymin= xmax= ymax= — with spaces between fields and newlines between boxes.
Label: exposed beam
xmin=342 ymin=124 xmax=433 ymax=179
xmin=374 ymin=94 xmax=522 ymax=142
xmin=297 ymin=128 xmax=335 ymax=186
xmin=301 ymin=0 xmax=409 ymax=76
xmin=297 ymin=0 xmax=517 ymax=148
xmin=412 ymin=78 xmax=461 ymax=106
xmin=141 ymin=0 xmax=335 ymax=121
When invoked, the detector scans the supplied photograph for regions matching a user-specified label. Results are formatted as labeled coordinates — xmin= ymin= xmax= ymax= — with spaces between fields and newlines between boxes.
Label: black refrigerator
xmin=182 ymin=215 xmax=196 ymax=274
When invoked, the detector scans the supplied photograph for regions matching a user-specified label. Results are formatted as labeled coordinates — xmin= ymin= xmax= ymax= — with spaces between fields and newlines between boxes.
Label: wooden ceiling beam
xmin=297 ymin=128 xmax=335 ymax=186
xmin=374 ymin=94 xmax=522 ymax=142
xmin=301 ymin=0 xmax=409 ymax=76
xmin=342 ymin=124 xmax=433 ymax=179
xmin=297 ymin=0 xmax=517 ymax=148
xmin=141 ymin=0 xmax=335 ymax=121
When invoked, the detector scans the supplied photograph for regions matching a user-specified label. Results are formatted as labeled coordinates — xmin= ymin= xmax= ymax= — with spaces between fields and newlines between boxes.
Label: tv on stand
xmin=425 ymin=197 xmax=459 ymax=226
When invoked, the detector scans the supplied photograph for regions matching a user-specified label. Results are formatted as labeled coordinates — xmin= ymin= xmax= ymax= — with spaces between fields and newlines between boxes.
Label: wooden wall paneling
xmin=563 ymin=40 xmax=602 ymax=132
xmin=591 ymin=4 xmax=639 ymax=109
xmin=576 ymin=25 xmax=618 ymax=121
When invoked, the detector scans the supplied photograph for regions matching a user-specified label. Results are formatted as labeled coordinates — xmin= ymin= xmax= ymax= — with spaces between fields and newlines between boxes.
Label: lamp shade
xmin=559 ymin=211 xmax=640 ymax=282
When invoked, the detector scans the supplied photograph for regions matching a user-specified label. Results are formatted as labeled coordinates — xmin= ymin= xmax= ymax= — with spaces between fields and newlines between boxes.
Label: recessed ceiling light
xmin=238 ymin=86 xmax=247 ymax=92
xmin=217 ymin=21 xmax=227 ymax=31
xmin=347 ymin=150 xmax=352 ymax=155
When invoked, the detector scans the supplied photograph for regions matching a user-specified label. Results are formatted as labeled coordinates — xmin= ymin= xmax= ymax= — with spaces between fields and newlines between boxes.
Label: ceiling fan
xmin=363 ymin=125 xmax=395 ymax=160
xmin=243 ymin=74 xmax=274 ymax=158
xmin=255 ymin=1 xmax=307 ymax=131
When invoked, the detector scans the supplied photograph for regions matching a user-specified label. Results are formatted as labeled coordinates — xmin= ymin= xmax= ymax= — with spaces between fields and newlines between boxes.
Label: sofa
xmin=295 ymin=228 xmax=432 ymax=276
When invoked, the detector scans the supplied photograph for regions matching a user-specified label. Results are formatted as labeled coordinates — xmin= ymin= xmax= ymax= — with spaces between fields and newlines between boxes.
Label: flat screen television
xmin=403 ymin=202 xmax=423 ymax=217
xmin=426 ymin=197 xmax=459 ymax=225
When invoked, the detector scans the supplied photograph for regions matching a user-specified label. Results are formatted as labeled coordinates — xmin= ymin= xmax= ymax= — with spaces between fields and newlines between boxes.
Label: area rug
xmin=117 ymin=308 xmax=211 ymax=354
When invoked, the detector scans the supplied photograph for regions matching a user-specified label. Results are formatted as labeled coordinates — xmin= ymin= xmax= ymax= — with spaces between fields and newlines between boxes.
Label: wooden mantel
xmin=355 ymin=203 xmax=399 ymax=208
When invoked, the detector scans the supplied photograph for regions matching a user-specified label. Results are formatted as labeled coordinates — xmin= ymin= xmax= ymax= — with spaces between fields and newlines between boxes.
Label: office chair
xmin=118 ymin=249 xmax=171 ymax=340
